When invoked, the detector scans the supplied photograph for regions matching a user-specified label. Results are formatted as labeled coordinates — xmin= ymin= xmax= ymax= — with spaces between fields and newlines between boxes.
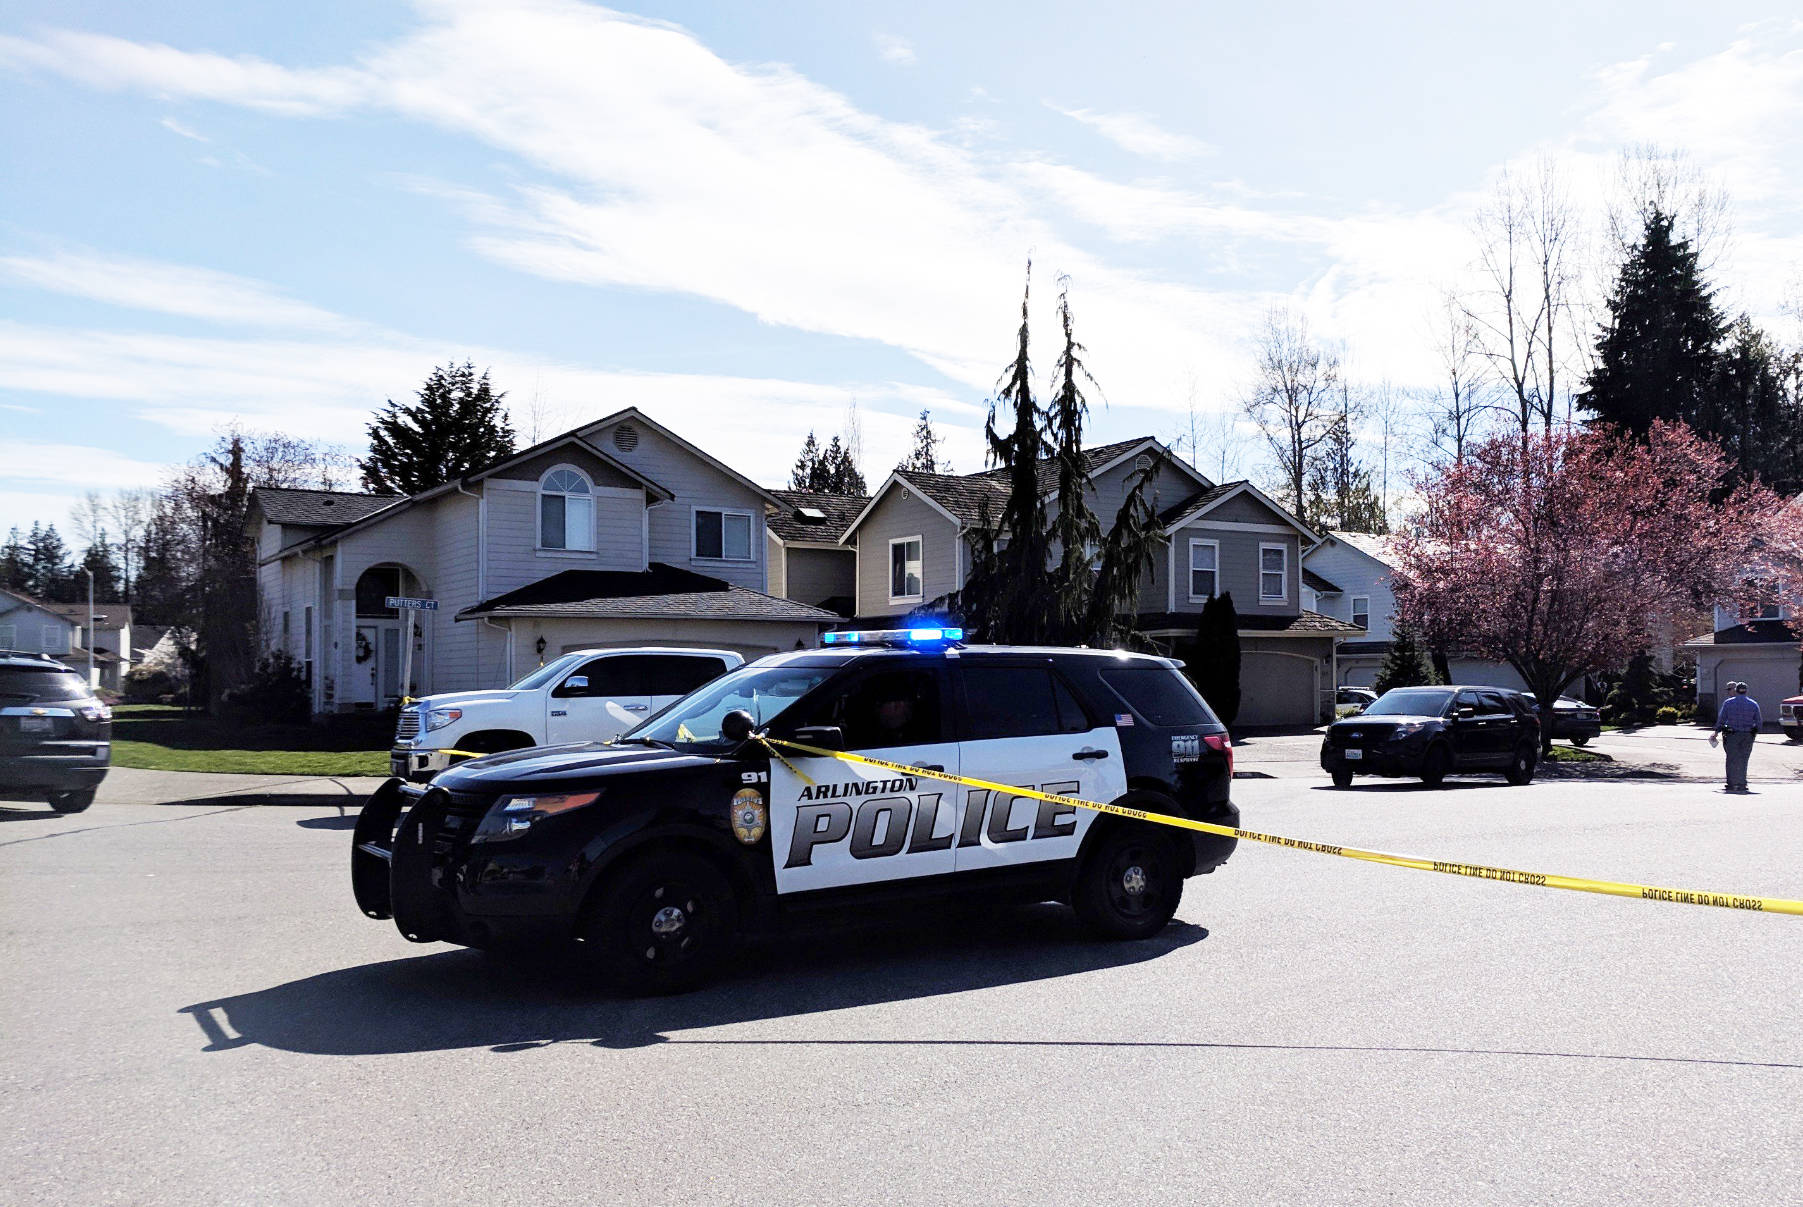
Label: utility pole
xmin=84 ymin=567 xmax=94 ymax=688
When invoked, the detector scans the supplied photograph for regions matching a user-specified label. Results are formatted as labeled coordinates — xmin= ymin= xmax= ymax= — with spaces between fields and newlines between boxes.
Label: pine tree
xmin=1705 ymin=316 xmax=1803 ymax=495
xmin=0 ymin=528 xmax=25 ymax=593
xmin=1188 ymin=591 xmax=1242 ymax=726
xmin=1373 ymin=624 xmax=1437 ymax=695
xmin=1304 ymin=406 xmax=1389 ymax=534
xmin=812 ymin=436 xmax=867 ymax=494
xmin=1046 ymin=279 xmax=1104 ymax=640
xmin=25 ymin=522 xmax=70 ymax=600
xmin=789 ymin=431 xmax=822 ymax=490
xmin=360 ymin=363 xmax=514 ymax=495
xmin=78 ymin=535 xmax=122 ymax=602
xmin=1580 ymin=208 xmax=1727 ymax=435
xmin=898 ymin=410 xmax=951 ymax=474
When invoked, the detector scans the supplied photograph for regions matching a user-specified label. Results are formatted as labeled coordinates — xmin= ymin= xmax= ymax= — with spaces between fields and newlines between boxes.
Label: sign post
xmin=385 ymin=597 xmax=439 ymax=703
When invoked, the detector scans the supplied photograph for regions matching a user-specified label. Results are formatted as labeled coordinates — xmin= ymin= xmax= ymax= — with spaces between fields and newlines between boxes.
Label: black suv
xmin=0 ymin=652 xmax=111 ymax=812
xmin=353 ymin=633 xmax=1238 ymax=992
xmin=1320 ymin=685 xmax=1541 ymax=788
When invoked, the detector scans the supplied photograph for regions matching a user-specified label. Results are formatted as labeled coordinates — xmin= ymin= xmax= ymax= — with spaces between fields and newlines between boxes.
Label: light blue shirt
xmin=1718 ymin=694 xmax=1761 ymax=732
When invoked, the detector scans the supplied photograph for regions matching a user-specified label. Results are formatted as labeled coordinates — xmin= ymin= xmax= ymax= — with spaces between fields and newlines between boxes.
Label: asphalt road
xmin=4 ymin=773 xmax=1802 ymax=1206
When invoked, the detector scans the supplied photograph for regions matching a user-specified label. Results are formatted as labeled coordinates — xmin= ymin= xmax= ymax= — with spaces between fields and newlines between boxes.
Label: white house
xmin=253 ymin=408 xmax=840 ymax=714
xmin=0 ymin=587 xmax=78 ymax=664
xmin=1683 ymin=603 xmax=1796 ymax=726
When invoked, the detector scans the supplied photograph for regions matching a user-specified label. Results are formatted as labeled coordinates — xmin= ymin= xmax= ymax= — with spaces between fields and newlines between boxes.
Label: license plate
xmin=1343 ymin=748 xmax=1363 ymax=760
xmin=19 ymin=716 xmax=53 ymax=733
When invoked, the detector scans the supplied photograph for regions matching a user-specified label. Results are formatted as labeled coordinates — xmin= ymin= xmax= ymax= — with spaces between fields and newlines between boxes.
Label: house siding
xmin=1152 ymin=525 xmax=1299 ymax=618
xmin=1302 ymin=539 xmax=1395 ymax=643
xmin=784 ymin=546 xmax=855 ymax=609
xmin=854 ymin=487 xmax=960 ymax=616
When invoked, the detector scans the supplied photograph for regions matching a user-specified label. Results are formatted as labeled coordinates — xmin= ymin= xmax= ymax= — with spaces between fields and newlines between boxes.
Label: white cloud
xmin=875 ymin=33 xmax=915 ymax=66
xmin=158 ymin=116 xmax=208 ymax=142
xmin=1049 ymin=104 xmax=1214 ymax=161
xmin=0 ymin=441 xmax=169 ymax=489
xmin=0 ymin=249 xmax=349 ymax=331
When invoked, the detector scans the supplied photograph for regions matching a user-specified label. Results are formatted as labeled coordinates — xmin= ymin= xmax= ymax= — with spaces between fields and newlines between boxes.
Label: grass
xmin=1543 ymin=744 xmax=1608 ymax=764
xmin=108 ymin=704 xmax=391 ymax=777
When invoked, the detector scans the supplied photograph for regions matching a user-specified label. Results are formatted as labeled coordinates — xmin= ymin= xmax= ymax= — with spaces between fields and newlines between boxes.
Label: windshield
xmin=0 ymin=667 xmax=91 ymax=702
xmin=1364 ymin=688 xmax=1454 ymax=717
xmin=631 ymin=663 xmax=838 ymax=750
xmin=509 ymin=652 xmax=586 ymax=692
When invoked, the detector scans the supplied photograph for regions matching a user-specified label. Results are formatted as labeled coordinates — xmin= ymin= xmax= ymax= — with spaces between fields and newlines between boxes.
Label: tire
xmin=48 ymin=789 xmax=95 ymax=814
xmin=1571 ymin=736 xmax=1590 ymax=747
xmin=1331 ymin=768 xmax=1354 ymax=789
xmin=577 ymin=852 xmax=739 ymax=995
xmin=1419 ymin=745 xmax=1451 ymax=788
xmin=1504 ymin=743 xmax=1537 ymax=786
xmin=1787 ymin=734 xmax=1802 ymax=745
xmin=1072 ymin=826 xmax=1184 ymax=940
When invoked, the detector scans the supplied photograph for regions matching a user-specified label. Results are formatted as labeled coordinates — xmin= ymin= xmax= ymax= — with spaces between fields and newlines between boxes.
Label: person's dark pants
xmin=1724 ymin=730 xmax=1755 ymax=790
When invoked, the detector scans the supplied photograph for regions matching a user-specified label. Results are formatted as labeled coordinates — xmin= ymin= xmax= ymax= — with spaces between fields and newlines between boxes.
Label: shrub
xmin=218 ymin=649 xmax=311 ymax=726
xmin=123 ymin=665 xmax=179 ymax=704
xmin=1654 ymin=705 xmax=1681 ymax=726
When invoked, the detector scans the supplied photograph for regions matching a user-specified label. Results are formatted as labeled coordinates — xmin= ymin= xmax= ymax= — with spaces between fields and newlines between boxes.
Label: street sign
xmin=385 ymin=596 xmax=439 ymax=611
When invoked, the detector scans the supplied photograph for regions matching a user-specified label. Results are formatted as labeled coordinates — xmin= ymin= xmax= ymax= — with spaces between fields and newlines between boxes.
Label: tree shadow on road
xmin=178 ymin=906 xmax=1208 ymax=1055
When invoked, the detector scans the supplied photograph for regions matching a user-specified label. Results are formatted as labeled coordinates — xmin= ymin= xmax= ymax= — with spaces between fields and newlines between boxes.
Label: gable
xmin=490 ymin=445 xmax=643 ymax=490
xmin=1207 ymin=491 xmax=1294 ymax=527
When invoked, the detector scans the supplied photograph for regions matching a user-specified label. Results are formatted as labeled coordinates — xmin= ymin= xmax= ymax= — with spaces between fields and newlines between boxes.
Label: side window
xmin=962 ymin=664 xmax=1080 ymax=740
xmin=556 ymin=656 xmax=640 ymax=698
xmin=1050 ymin=673 xmax=1094 ymax=733
xmin=810 ymin=668 xmax=943 ymax=750
xmin=641 ymin=655 xmax=727 ymax=697
xmin=1477 ymin=690 xmax=1512 ymax=717
xmin=1099 ymin=665 xmax=1219 ymax=727
xmin=1454 ymin=690 xmax=1483 ymax=714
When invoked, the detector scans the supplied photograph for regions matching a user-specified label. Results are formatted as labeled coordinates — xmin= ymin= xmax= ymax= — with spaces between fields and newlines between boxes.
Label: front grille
xmin=395 ymin=707 xmax=421 ymax=741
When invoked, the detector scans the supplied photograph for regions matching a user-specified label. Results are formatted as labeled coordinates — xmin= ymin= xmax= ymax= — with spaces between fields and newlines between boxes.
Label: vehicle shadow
xmin=1311 ymin=779 xmax=1508 ymax=793
xmin=0 ymin=803 xmax=57 ymax=822
xmin=179 ymin=906 xmax=1207 ymax=1055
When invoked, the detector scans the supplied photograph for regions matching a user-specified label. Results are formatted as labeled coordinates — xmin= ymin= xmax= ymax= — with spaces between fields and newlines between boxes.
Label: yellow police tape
xmin=759 ymin=737 xmax=1803 ymax=918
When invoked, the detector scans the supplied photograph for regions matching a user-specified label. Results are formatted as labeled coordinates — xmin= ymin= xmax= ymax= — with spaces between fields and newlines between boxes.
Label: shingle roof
xmin=768 ymin=489 xmax=869 ymax=544
xmin=892 ymin=471 xmax=1012 ymax=527
xmin=967 ymin=436 xmax=1160 ymax=496
xmin=255 ymin=487 xmax=399 ymax=527
xmin=1683 ymin=620 xmax=1802 ymax=646
xmin=45 ymin=601 xmax=133 ymax=628
xmin=1327 ymin=529 xmax=1398 ymax=566
xmin=1158 ymin=481 xmax=1246 ymax=527
xmin=456 ymin=563 xmax=841 ymax=623
xmin=1302 ymin=568 xmax=1342 ymax=594
xmin=1133 ymin=608 xmax=1363 ymax=635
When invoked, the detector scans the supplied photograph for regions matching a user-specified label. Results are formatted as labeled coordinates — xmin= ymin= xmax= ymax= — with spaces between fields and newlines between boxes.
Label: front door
xmin=766 ymin=664 xmax=959 ymax=894
xmin=952 ymin=660 xmax=1127 ymax=874
xmin=352 ymin=623 xmax=399 ymax=707
xmin=544 ymin=655 xmax=653 ymax=745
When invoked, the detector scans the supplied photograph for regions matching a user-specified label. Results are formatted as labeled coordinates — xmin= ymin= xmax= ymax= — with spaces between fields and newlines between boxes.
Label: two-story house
xmin=0 ymin=587 xmax=79 ymax=664
xmin=252 ymin=407 xmax=840 ymax=714
xmin=839 ymin=437 xmax=1361 ymax=727
xmin=45 ymin=601 xmax=133 ymax=692
xmin=765 ymin=489 xmax=865 ymax=618
xmin=1683 ymin=602 xmax=1796 ymax=725
xmin=1302 ymin=529 xmax=1398 ymax=688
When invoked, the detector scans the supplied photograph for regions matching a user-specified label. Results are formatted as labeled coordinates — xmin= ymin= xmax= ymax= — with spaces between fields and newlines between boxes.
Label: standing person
xmin=1711 ymin=681 xmax=1761 ymax=793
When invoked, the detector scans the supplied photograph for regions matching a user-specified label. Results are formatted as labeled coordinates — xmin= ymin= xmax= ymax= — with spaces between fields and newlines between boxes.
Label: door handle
xmin=911 ymin=762 xmax=945 ymax=773
xmin=624 ymin=704 xmax=648 ymax=711
xmin=1072 ymin=748 xmax=1109 ymax=761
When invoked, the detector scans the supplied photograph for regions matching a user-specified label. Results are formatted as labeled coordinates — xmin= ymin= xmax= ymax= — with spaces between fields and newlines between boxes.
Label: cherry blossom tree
xmin=1390 ymin=421 xmax=1796 ymax=749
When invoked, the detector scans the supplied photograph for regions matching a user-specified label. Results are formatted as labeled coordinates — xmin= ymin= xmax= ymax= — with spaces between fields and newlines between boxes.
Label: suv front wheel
xmin=578 ymin=851 xmax=740 ymax=995
xmin=1073 ymin=826 xmax=1184 ymax=940
xmin=48 ymin=789 xmax=95 ymax=814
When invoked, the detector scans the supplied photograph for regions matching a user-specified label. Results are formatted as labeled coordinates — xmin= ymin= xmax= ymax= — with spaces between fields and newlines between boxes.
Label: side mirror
xmin=1457 ymin=706 xmax=1476 ymax=719
xmin=562 ymin=675 xmax=589 ymax=694
xmin=721 ymin=709 xmax=756 ymax=743
xmin=791 ymin=724 xmax=845 ymax=750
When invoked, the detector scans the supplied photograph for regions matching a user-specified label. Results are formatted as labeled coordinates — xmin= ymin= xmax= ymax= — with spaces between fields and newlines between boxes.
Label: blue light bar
xmin=821 ymin=627 xmax=964 ymax=648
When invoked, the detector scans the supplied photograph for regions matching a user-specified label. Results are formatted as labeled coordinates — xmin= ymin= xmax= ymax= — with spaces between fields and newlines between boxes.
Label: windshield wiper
xmin=612 ymin=736 xmax=674 ymax=749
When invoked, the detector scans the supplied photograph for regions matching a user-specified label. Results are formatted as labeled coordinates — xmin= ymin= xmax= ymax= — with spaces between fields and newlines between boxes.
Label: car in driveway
xmin=1320 ymin=685 xmax=1541 ymax=788
xmin=0 ymin=651 xmax=110 ymax=812
xmin=390 ymin=647 xmax=742 ymax=781
xmin=1336 ymin=686 xmax=1378 ymax=713
xmin=1781 ymin=696 xmax=1803 ymax=742
xmin=1520 ymin=692 xmax=1602 ymax=745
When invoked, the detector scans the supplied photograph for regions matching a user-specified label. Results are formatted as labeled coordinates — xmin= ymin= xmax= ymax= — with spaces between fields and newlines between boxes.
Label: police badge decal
xmin=731 ymin=788 xmax=768 ymax=845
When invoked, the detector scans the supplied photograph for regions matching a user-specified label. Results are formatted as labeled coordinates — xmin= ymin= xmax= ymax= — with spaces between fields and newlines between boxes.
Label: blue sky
xmin=2 ymin=0 xmax=1801 ymax=537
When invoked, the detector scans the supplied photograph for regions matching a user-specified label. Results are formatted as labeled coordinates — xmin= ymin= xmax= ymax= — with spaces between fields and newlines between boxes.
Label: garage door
xmin=1711 ymin=658 xmax=1796 ymax=717
xmin=1240 ymin=651 xmax=1317 ymax=727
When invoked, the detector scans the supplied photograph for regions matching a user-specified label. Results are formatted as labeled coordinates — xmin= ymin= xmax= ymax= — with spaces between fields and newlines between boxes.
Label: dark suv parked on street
xmin=0 ymin=652 xmax=111 ymax=812
xmin=1320 ymin=685 xmax=1540 ymax=788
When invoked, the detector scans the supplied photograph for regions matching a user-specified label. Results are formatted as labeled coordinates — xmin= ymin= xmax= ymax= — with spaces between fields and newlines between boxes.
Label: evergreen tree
xmin=812 ymin=436 xmax=867 ymax=494
xmin=1705 ymin=316 xmax=1803 ymax=496
xmin=132 ymin=506 xmax=190 ymax=627
xmin=77 ymin=534 xmax=122 ymax=602
xmin=25 ymin=522 xmax=70 ymax=600
xmin=1373 ymin=624 xmax=1437 ymax=695
xmin=1304 ymin=406 xmax=1389 ymax=534
xmin=1046 ymin=279 xmax=1105 ymax=640
xmin=1580 ymin=208 xmax=1727 ymax=435
xmin=1188 ymin=591 xmax=1242 ymax=726
xmin=0 ymin=528 xmax=25 ymax=593
xmin=789 ymin=431 xmax=822 ymax=490
xmin=898 ymin=409 xmax=951 ymax=474
xmin=360 ymin=363 xmax=514 ymax=495
xmin=1606 ymin=651 xmax=1664 ymax=725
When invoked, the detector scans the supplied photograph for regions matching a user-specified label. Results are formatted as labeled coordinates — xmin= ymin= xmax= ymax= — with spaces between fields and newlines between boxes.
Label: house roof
xmin=1324 ymin=529 xmax=1398 ymax=566
xmin=254 ymin=487 xmax=399 ymax=527
xmin=45 ymin=601 xmax=133 ymax=628
xmin=967 ymin=436 xmax=1172 ymax=496
xmin=1117 ymin=608 xmax=1365 ymax=636
xmin=1157 ymin=482 xmax=1244 ymax=527
xmin=456 ymin=563 xmax=841 ymax=624
xmin=890 ymin=470 xmax=1012 ymax=527
xmin=1158 ymin=480 xmax=1321 ymax=544
xmin=1683 ymin=619 xmax=1801 ymax=646
xmin=1302 ymin=568 xmax=1342 ymax=594
xmin=585 ymin=407 xmax=783 ymax=508
xmin=0 ymin=586 xmax=64 ymax=618
xmin=768 ymin=489 xmax=869 ymax=544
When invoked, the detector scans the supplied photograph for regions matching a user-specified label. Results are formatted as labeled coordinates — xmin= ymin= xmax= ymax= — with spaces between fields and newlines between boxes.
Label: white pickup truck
xmin=389 ymin=646 xmax=742 ymax=781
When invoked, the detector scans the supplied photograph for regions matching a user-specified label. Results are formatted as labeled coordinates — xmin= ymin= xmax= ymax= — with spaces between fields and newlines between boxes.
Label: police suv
xmin=352 ymin=629 xmax=1238 ymax=993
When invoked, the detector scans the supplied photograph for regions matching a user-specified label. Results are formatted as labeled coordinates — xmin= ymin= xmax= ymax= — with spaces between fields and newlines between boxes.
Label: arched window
xmin=539 ymin=466 xmax=595 ymax=551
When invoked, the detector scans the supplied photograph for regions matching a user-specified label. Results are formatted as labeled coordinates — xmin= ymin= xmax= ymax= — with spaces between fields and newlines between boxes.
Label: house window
xmin=303 ymin=605 xmax=314 ymax=686
xmin=1260 ymin=544 xmax=1288 ymax=601
xmin=1351 ymin=595 xmax=1370 ymax=629
xmin=890 ymin=536 xmax=923 ymax=602
xmin=281 ymin=610 xmax=291 ymax=652
xmin=539 ymin=467 xmax=595 ymax=551
xmin=1740 ymin=601 xmax=1782 ymax=621
xmin=1188 ymin=539 xmax=1218 ymax=601
xmin=694 ymin=508 xmax=753 ymax=561
xmin=43 ymin=624 xmax=68 ymax=654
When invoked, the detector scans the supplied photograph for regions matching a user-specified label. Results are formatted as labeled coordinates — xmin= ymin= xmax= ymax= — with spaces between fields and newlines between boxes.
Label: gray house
xmin=839 ymin=437 xmax=1360 ymax=726
xmin=253 ymin=408 xmax=839 ymax=713
xmin=766 ymin=489 xmax=865 ymax=618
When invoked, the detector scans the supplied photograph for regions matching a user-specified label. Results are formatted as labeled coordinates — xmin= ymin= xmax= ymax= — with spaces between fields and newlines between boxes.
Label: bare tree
xmin=107 ymin=488 xmax=153 ymax=602
xmin=1463 ymin=158 xmax=1584 ymax=435
xmin=69 ymin=491 xmax=107 ymax=547
xmin=1243 ymin=306 xmax=1340 ymax=524
xmin=1366 ymin=379 xmax=1408 ymax=520
xmin=1609 ymin=144 xmax=1731 ymax=272
xmin=1424 ymin=294 xmax=1489 ymax=465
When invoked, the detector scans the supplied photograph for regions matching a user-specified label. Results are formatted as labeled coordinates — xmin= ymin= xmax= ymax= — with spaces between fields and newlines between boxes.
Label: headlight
xmin=475 ymin=790 xmax=601 ymax=841
xmin=78 ymin=701 xmax=112 ymax=722
xmin=1389 ymin=721 xmax=1429 ymax=739
xmin=425 ymin=708 xmax=463 ymax=732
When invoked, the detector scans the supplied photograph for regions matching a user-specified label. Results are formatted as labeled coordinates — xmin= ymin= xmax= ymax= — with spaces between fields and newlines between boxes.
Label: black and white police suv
xmin=352 ymin=628 xmax=1238 ymax=992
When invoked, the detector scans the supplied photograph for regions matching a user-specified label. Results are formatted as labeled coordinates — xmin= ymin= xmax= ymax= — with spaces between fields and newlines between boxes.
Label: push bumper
xmin=0 ymin=747 xmax=110 ymax=793
xmin=1321 ymin=745 xmax=1419 ymax=778
xmin=389 ymin=746 xmax=456 ymax=782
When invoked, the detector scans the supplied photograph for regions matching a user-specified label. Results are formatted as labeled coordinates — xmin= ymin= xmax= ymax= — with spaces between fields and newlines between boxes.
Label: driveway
xmin=0 ymin=767 xmax=389 ymax=811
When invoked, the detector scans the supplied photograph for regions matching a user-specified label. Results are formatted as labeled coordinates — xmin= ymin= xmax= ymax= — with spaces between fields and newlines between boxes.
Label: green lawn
xmin=108 ymin=705 xmax=391 ymax=776
xmin=1543 ymin=744 xmax=1608 ymax=764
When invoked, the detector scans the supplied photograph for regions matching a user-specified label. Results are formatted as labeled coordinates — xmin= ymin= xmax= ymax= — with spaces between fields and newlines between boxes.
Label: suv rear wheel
xmin=1419 ymin=744 xmax=1452 ymax=788
xmin=48 ymin=789 xmax=95 ymax=814
xmin=1504 ymin=743 xmax=1537 ymax=786
xmin=1073 ymin=827 xmax=1183 ymax=940
xmin=578 ymin=851 xmax=740 ymax=994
